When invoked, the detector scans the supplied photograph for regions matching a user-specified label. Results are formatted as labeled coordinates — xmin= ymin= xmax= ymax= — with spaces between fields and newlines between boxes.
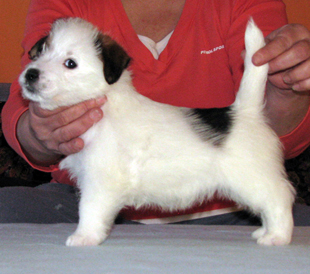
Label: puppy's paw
xmin=256 ymin=232 xmax=291 ymax=246
xmin=66 ymin=232 xmax=107 ymax=247
xmin=252 ymin=227 xmax=267 ymax=239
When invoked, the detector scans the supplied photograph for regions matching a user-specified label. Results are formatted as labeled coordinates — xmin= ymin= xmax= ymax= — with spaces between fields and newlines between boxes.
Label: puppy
xmin=19 ymin=17 xmax=295 ymax=246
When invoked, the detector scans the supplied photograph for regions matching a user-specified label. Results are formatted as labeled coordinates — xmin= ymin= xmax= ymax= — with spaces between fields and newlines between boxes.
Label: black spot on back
xmin=187 ymin=107 xmax=233 ymax=145
xmin=192 ymin=107 xmax=232 ymax=133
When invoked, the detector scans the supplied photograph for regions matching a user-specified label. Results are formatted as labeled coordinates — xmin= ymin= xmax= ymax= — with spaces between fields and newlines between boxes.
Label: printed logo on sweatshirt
xmin=201 ymin=45 xmax=225 ymax=55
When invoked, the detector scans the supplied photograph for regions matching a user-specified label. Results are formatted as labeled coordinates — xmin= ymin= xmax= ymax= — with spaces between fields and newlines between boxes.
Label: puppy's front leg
xmin=66 ymin=183 xmax=122 ymax=247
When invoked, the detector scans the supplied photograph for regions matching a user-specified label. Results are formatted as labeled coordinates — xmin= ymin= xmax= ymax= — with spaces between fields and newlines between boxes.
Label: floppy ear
xmin=28 ymin=36 xmax=49 ymax=60
xmin=96 ymin=34 xmax=131 ymax=85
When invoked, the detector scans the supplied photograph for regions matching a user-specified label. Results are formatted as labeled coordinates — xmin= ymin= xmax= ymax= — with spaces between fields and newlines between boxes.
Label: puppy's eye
xmin=64 ymin=59 xmax=77 ymax=69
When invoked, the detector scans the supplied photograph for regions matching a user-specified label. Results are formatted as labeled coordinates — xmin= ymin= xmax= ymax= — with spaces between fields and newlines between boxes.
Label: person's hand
xmin=253 ymin=23 xmax=310 ymax=92
xmin=17 ymin=97 xmax=106 ymax=166
xmin=250 ymin=23 xmax=310 ymax=137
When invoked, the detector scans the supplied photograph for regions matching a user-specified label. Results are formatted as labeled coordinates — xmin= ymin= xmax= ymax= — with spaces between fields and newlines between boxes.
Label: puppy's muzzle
xmin=25 ymin=68 xmax=40 ymax=92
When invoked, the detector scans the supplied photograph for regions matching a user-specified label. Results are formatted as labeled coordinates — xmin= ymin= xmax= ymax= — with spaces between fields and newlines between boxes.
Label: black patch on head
xmin=28 ymin=36 xmax=49 ymax=60
xmin=187 ymin=107 xmax=233 ymax=145
xmin=96 ymin=34 xmax=131 ymax=85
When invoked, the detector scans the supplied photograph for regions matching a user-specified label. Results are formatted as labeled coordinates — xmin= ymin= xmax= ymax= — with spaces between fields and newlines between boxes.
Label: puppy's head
xmin=19 ymin=17 xmax=131 ymax=110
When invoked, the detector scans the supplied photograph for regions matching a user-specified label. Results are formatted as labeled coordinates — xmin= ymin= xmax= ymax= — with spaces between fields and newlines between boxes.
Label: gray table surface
xmin=0 ymin=224 xmax=309 ymax=274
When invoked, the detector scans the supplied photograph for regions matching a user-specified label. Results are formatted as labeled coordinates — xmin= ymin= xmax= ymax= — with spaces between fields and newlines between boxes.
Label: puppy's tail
xmin=234 ymin=18 xmax=268 ymax=110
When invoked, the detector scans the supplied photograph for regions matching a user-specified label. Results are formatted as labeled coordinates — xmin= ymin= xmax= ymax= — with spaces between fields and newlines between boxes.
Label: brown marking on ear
xmin=96 ymin=33 xmax=131 ymax=85
xmin=28 ymin=36 xmax=49 ymax=60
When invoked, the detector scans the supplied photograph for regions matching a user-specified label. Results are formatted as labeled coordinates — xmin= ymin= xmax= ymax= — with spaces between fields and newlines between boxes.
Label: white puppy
xmin=19 ymin=18 xmax=295 ymax=246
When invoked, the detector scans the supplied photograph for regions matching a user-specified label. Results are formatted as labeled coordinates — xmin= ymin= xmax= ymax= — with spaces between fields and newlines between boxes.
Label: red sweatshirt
xmin=2 ymin=0 xmax=310 ymax=223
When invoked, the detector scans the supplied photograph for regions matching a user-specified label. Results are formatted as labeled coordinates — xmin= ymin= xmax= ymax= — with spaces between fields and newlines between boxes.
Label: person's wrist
xmin=265 ymin=81 xmax=310 ymax=136
xmin=17 ymin=111 xmax=63 ymax=166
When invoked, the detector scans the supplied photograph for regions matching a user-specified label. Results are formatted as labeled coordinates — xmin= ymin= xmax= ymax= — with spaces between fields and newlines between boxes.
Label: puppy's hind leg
xmin=224 ymin=167 xmax=295 ymax=246
xmin=252 ymin=178 xmax=295 ymax=246
xmin=66 ymin=180 xmax=123 ymax=247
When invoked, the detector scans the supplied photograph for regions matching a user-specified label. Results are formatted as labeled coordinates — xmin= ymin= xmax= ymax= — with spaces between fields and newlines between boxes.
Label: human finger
xmin=282 ymin=59 xmax=310 ymax=91
xmin=45 ymin=96 xmax=106 ymax=130
xmin=58 ymin=138 xmax=85 ymax=156
xmin=253 ymin=24 xmax=310 ymax=66
xmin=267 ymin=39 xmax=310 ymax=74
xmin=53 ymin=107 xmax=103 ymax=144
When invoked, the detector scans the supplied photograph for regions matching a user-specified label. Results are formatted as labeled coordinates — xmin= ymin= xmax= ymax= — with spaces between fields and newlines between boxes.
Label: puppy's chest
xmin=80 ymin=115 xmax=156 ymax=170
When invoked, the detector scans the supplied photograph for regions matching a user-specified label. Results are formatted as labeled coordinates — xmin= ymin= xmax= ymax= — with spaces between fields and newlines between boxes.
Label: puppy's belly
xmin=123 ymin=151 xmax=219 ymax=210
xmin=60 ymin=125 xmax=220 ymax=211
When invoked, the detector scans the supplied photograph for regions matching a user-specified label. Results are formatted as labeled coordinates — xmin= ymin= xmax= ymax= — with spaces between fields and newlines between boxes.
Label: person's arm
xmin=253 ymin=23 xmax=310 ymax=138
xmin=253 ymin=23 xmax=310 ymax=159
xmin=16 ymin=99 xmax=106 ymax=167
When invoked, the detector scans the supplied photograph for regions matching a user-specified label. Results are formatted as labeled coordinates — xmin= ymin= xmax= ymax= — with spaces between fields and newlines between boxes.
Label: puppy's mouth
xmin=21 ymin=81 xmax=42 ymax=102
xmin=24 ymin=83 xmax=39 ymax=94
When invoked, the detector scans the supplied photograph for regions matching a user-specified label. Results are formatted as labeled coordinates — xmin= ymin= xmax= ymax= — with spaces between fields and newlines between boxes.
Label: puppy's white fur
xmin=20 ymin=18 xmax=295 ymax=246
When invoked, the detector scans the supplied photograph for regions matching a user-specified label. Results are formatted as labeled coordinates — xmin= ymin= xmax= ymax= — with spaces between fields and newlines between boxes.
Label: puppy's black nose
xmin=25 ymin=68 xmax=40 ymax=83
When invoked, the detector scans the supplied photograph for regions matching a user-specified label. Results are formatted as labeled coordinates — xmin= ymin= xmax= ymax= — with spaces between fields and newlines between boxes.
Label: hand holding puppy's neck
xmin=17 ymin=110 xmax=63 ymax=167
